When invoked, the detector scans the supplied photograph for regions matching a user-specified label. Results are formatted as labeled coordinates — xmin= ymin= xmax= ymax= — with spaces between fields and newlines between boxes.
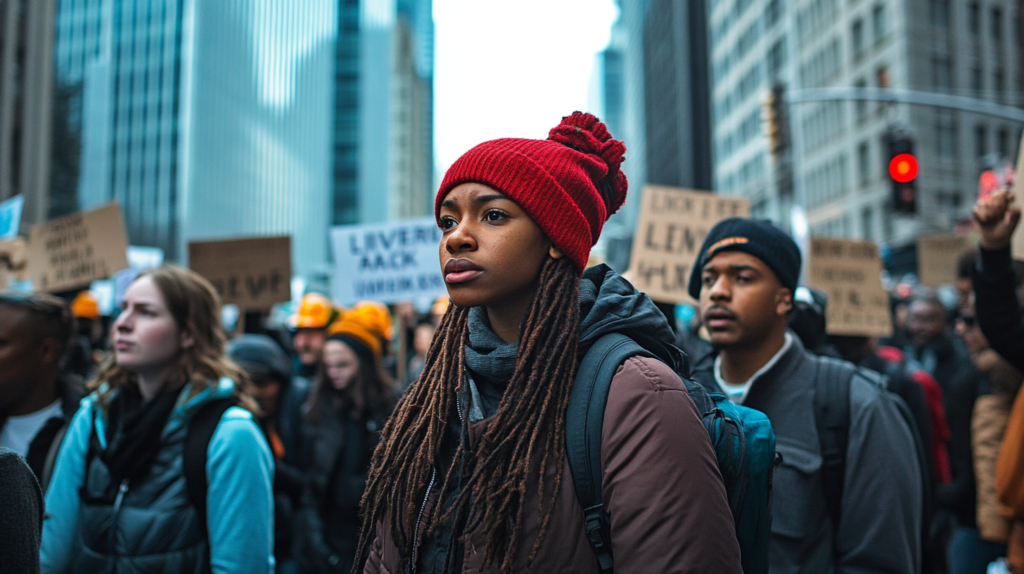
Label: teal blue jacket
xmin=41 ymin=378 xmax=275 ymax=573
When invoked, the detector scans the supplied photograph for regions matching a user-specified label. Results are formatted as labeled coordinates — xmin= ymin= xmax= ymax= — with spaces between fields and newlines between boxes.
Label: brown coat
xmin=973 ymin=393 xmax=1012 ymax=542
xmin=363 ymin=356 xmax=742 ymax=574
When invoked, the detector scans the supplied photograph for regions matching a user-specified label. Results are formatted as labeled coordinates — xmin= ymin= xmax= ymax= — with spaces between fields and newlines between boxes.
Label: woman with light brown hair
xmin=40 ymin=265 xmax=275 ymax=574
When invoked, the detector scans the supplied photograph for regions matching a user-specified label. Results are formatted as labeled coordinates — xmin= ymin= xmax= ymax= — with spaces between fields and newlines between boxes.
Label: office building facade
xmin=709 ymin=0 xmax=1022 ymax=245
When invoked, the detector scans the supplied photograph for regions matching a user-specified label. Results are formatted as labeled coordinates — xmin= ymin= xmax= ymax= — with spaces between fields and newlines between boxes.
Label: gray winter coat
xmin=693 ymin=334 xmax=923 ymax=574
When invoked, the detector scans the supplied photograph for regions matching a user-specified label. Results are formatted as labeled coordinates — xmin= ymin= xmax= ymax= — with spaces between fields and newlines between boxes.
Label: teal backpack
xmin=566 ymin=333 xmax=777 ymax=574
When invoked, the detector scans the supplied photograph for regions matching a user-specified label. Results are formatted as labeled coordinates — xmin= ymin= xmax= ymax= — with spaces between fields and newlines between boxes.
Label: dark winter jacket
xmin=904 ymin=335 xmax=981 ymax=528
xmin=294 ymin=391 xmax=394 ymax=573
xmin=974 ymin=245 xmax=1024 ymax=373
xmin=363 ymin=265 xmax=742 ymax=574
xmin=23 ymin=374 xmax=85 ymax=492
xmin=692 ymin=335 xmax=923 ymax=574
xmin=0 ymin=447 xmax=43 ymax=574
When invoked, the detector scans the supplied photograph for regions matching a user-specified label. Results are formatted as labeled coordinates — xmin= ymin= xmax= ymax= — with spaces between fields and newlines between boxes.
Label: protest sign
xmin=626 ymin=186 xmax=750 ymax=304
xmin=807 ymin=238 xmax=894 ymax=338
xmin=0 ymin=195 xmax=24 ymax=240
xmin=188 ymin=236 xmax=291 ymax=311
xmin=917 ymin=234 xmax=973 ymax=287
xmin=330 ymin=217 xmax=445 ymax=306
xmin=1010 ymin=129 xmax=1024 ymax=259
xmin=0 ymin=237 xmax=27 ymax=292
xmin=25 ymin=203 xmax=129 ymax=293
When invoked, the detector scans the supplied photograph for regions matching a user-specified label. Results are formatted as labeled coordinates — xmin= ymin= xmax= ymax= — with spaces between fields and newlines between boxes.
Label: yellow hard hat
xmin=289 ymin=293 xmax=337 ymax=329
xmin=71 ymin=291 xmax=100 ymax=319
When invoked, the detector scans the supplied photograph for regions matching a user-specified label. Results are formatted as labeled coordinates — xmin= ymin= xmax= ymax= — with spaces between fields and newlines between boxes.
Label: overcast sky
xmin=433 ymin=0 xmax=619 ymax=174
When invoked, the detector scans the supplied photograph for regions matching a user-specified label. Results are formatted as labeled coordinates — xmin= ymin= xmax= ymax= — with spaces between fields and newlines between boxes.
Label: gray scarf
xmin=464 ymin=307 xmax=518 ymax=418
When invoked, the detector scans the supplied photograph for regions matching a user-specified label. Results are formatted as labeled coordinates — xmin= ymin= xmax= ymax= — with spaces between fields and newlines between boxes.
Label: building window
xmin=995 ymin=68 xmax=1006 ymax=101
xmin=976 ymin=124 xmax=988 ymax=159
xmin=969 ymin=2 xmax=981 ymax=35
xmin=993 ymin=7 xmax=1004 ymax=43
xmin=972 ymin=65 xmax=984 ymax=92
xmin=930 ymin=0 xmax=949 ymax=30
xmin=877 ymin=66 xmax=890 ymax=88
xmin=998 ymin=127 xmax=1010 ymax=159
xmin=932 ymin=55 xmax=952 ymax=90
xmin=857 ymin=141 xmax=871 ymax=185
xmin=852 ymin=19 xmax=864 ymax=59
xmin=862 ymin=207 xmax=874 ymax=242
xmin=937 ymin=113 xmax=959 ymax=159
xmin=872 ymin=4 xmax=886 ymax=42
xmin=768 ymin=39 xmax=787 ymax=81
xmin=766 ymin=0 xmax=782 ymax=27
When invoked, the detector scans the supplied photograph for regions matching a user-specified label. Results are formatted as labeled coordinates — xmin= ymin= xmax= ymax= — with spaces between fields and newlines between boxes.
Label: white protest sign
xmin=330 ymin=217 xmax=446 ymax=306
xmin=0 ymin=195 xmax=24 ymax=240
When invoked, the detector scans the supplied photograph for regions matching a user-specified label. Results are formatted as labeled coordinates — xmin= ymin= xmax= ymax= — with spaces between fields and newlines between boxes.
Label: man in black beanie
xmin=688 ymin=217 xmax=924 ymax=574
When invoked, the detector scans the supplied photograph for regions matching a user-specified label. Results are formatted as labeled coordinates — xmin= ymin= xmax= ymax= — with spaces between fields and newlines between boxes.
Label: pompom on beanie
xmin=435 ymin=112 xmax=627 ymax=274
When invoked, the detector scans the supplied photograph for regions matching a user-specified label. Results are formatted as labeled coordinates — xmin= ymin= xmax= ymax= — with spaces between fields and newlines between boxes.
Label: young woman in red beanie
xmin=356 ymin=113 xmax=741 ymax=574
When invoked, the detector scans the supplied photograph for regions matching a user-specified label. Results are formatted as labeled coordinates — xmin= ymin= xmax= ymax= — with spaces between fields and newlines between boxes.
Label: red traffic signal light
xmin=888 ymin=153 xmax=919 ymax=183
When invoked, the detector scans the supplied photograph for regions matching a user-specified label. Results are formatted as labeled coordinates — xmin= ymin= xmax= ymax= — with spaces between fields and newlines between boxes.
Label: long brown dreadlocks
xmin=354 ymin=255 xmax=581 ymax=573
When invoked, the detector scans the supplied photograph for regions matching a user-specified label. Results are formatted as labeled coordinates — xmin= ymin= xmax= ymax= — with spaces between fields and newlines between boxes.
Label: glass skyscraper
xmin=54 ymin=0 xmax=335 ymax=277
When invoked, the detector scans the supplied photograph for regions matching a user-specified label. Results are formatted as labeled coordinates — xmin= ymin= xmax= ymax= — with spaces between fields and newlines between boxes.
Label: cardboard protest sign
xmin=330 ymin=217 xmax=445 ymax=306
xmin=807 ymin=238 xmax=893 ymax=338
xmin=0 ymin=237 xmax=27 ymax=292
xmin=1010 ymin=129 xmax=1024 ymax=260
xmin=188 ymin=236 xmax=291 ymax=311
xmin=25 ymin=203 xmax=129 ymax=293
xmin=627 ymin=186 xmax=750 ymax=304
xmin=917 ymin=234 xmax=973 ymax=287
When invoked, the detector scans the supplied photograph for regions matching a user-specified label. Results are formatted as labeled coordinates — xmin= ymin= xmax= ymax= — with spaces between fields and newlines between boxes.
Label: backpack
xmin=565 ymin=332 xmax=777 ymax=574
xmin=813 ymin=357 xmax=932 ymax=562
xmin=183 ymin=397 xmax=238 ymax=539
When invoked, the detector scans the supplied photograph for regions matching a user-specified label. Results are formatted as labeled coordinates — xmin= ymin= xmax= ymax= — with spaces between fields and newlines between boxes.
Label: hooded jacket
xmin=363 ymin=265 xmax=742 ymax=574
xmin=40 ymin=378 xmax=275 ymax=574
xmin=692 ymin=335 xmax=923 ymax=574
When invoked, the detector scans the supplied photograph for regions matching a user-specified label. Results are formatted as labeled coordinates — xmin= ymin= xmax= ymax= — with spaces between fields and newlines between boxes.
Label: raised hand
xmin=974 ymin=189 xmax=1022 ymax=250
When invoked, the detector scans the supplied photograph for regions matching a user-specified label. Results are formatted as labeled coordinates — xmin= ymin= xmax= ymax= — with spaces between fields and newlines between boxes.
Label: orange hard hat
xmin=71 ymin=291 xmax=100 ymax=319
xmin=432 ymin=295 xmax=450 ymax=317
xmin=289 ymin=293 xmax=336 ymax=329
xmin=326 ymin=301 xmax=394 ymax=357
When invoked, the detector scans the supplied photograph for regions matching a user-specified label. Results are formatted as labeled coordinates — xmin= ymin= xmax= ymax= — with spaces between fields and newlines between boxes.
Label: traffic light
xmin=887 ymin=131 xmax=917 ymax=214
xmin=762 ymin=84 xmax=789 ymax=158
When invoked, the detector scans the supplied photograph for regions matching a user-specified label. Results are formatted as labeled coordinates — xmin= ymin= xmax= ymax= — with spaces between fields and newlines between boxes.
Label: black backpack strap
xmin=566 ymin=333 xmax=652 ymax=574
xmin=184 ymin=397 xmax=237 ymax=537
xmin=814 ymin=357 xmax=854 ymax=527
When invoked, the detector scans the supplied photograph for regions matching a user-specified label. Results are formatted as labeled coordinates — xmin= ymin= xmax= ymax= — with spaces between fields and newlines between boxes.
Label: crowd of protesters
xmin=3 ymin=111 xmax=1024 ymax=574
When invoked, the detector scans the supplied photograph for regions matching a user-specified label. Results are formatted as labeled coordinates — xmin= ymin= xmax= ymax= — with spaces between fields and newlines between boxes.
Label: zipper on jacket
xmin=109 ymin=479 xmax=129 ymax=563
xmin=409 ymin=467 xmax=438 ymax=574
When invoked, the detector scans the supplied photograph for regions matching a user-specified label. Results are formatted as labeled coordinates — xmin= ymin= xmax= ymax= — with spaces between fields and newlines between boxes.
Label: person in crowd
xmin=293 ymin=304 xmax=398 ymax=573
xmin=404 ymin=321 xmax=436 ymax=388
xmin=0 ymin=293 xmax=85 ymax=492
xmin=290 ymin=293 xmax=338 ymax=379
xmin=65 ymin=291 xmax=105 ymax=381
xmin=228 ymin=334 xmax=308 ymax=574
xmin=688 ymin=217 xmax=922 ymax=573
xmin=960 ymin=293 xmax=1023 ymax=570
xmin=971 ymin=189 xmax=1024 ymax=372
xmin=358 ymin=113 xmax=741 ymax=573
xmin=40 ymin=265 xmax=274 ymax=573
xmin=0 ymin=446 xmax=44 ymax=574
xmin=905 ymin=291 xmax=984 ymax=572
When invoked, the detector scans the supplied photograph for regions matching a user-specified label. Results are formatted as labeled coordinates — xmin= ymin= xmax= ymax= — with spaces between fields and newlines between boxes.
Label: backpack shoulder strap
xmin=814 ymin=357 xmax=855 ymax=527
xmin=184 ymin=397 xmax=237 ymax=536
xmin=566 ymin=333 xmax=652 ymax=574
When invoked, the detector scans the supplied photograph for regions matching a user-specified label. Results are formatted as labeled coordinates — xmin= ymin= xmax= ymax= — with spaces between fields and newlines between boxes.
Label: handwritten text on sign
xmin=331 ymin=217 xmax=445 ymax=305
xmin=26 ymin=203 xmax=129 ymax=293
xmin=188 ymin=236 xmax=291 ymax=310
xmin=917 ymin=234 xmax=973 ymax=288
xmin=807 ymin=238 xmax=893 ymax=338
xmin=627 ymin=186 xmax=750 ymax=304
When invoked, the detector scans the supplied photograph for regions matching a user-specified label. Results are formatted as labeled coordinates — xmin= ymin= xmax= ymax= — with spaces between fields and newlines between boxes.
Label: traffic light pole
xmin=787 ymin=87 xmax=1024 ymax=123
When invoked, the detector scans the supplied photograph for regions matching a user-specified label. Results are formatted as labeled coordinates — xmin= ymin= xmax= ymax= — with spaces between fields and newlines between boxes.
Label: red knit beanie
xmin=436 ymin=112 xmax=627 ymax=274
